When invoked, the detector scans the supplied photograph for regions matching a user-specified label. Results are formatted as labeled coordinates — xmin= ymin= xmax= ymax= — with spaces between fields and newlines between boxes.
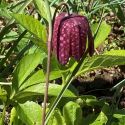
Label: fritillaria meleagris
xmin=52 ymin=12 xmax=94 ymax=65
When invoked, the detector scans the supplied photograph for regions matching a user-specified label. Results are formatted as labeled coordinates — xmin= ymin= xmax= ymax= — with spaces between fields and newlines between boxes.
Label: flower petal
xmin=58 ymin=19 xmax=71 ymax=65
xmin=52 ymin=13 xmax=67 ymax=55
xmin=52 ymin=13 xmax=94 ymax=65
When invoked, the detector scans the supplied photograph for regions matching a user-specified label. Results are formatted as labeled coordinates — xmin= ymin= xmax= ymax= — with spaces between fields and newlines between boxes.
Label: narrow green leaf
xmin=16 ymin=101 xmax=42 ymax=125
xmin=77 ymin=50 xmax=125 ymax=76
xmin=104 ymin=50 xmax=125 ymax=56
xmin=34 ymin=0 xmax=48 ymax=21
xmin=1 ymin=30 xmax=18 ymax=43
xmin=13 ymin=83 xmax=76 ymax=100
xmin=63 ymin=101 xmax=82 ymax=125
xmin=17 ymin=68 xmax=62 ymax=92
xmin=11 ymin=13 xmax=47 ymax=42
xmin=92 ymin=21 xmax=111 ymax=48
xmin=19 ymin=70 xmax=45 ymax=91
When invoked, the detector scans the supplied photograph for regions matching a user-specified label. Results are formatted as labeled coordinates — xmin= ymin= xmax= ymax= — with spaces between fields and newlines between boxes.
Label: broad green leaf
xmin=104 ymin=50 xmax=125 ymax=56
xmin=16 ymin=101 xmax=42 ymax=125
xmin=12 ymin=52 xmax=42 ymax=92
xmin=13 ymin=83 xmax=76 ymax=100
xmin=77 ymin=50 xmax=125 ymax=76
xmin=11 ymin=13 xmax=47 ymax=42
xmin=92 ymin=21 xmax=111 ymax=48
xmin=63 ymin=101 xmax=82 ymax=125
xmin=34 ymin=0 xmax=48 ymax=21
xmin=48 ymin=109 xmax=66 ymax=125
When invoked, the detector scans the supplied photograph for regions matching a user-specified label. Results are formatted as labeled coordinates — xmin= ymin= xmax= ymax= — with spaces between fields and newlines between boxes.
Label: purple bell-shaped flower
xmin=52 ymin=12 xmax=94 ymax=65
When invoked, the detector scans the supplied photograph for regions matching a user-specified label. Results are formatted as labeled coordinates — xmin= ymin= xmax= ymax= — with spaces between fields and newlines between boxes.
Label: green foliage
xmin=0 ymin=86 xmax=7 ymax=102
xmin=9 ymin=107 xmax=23 ymax=125
xmin=13 ymin=83 xmax=76 ymax=100
xmin=12 ymin=52 xmax=42 ymax=92
xmin=43 ymin=56 xmax=62 ymax=80
xmin=11 ymin=53 xmax=75 ymax=100
xmin=11 ymin=13 xmax=47 ymax=42
xmin=80 ymin=95 xmax=104 ymax=107
xmin=92 ymin=21 xmax=111 ymax=48
xmin=0 ymin=0 xmax=125 ymax=125
xmin=63 ymin=101 xmax=83 ymax=125
xmin=15 ymin=101 xmax=42 ymax=125
xmin=33 ymin=0 xmax=48 ymax=21
xmin=48 ymin=109 xmax=66 ymax=125
xmin=77 ymin=50 xmax=125 ymax=76
xmin=90 ymin=105 xmax=108 ymax=125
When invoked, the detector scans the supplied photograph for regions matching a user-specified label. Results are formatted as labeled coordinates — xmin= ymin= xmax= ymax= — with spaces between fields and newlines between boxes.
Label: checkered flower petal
xmin=52 ymin=12 xmax=94 ymax=65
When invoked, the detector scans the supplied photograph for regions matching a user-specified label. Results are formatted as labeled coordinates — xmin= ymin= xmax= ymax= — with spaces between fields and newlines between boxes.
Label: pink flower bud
xmin=52 ymin=12 xmax=94 ymax=65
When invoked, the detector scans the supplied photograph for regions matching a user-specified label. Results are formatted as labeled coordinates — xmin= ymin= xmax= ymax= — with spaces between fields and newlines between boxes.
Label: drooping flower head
xmin=52 ymin=12 xmax=94 ymax=65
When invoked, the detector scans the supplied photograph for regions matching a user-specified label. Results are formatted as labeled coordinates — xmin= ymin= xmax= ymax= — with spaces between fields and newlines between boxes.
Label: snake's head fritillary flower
xmin=52 ymin=12 xmax=94 ymax=65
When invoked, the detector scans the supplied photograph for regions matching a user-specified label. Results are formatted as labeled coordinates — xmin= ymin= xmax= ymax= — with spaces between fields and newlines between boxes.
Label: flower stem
xmin=52 ymin=3 xmax=70 ymax=28
xmin=42 ymin=0 xmax=52 ymax=125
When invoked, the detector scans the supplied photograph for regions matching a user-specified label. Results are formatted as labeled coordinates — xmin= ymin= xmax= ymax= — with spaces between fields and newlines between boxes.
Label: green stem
xmin=52 ymin=3 xmax=70 ymax=28
xmin=42 ymin=0 xmax=52 ymax=125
